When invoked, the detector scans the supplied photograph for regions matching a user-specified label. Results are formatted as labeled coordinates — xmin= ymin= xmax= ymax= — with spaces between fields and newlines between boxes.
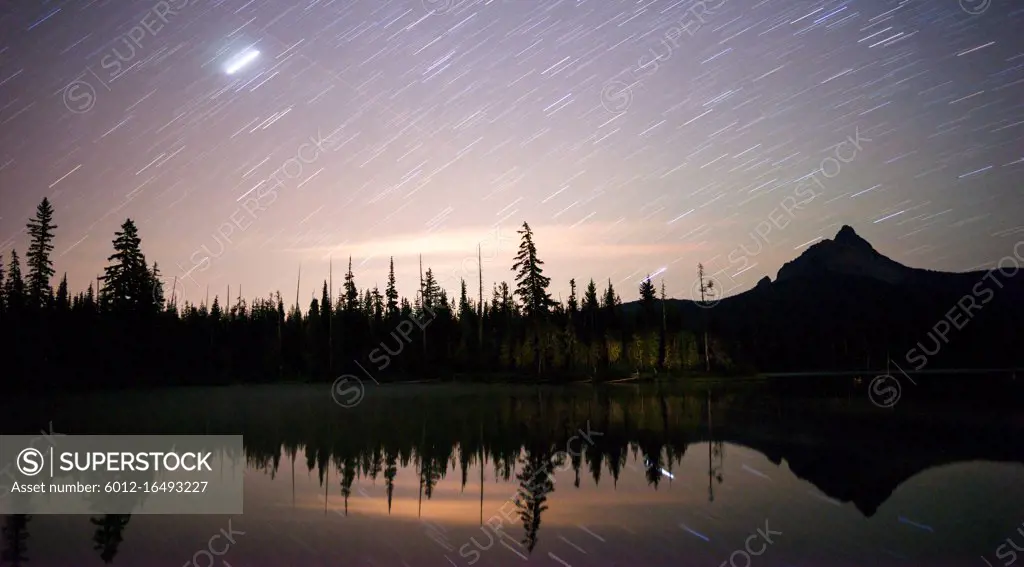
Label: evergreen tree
xmin=101 ymin=220 xmax=152 ymax=311
xmin=458 ymin=278 xmax=471 ymax=320
xmin=343 ymin=257 xmax=359 ymax=313
xmin=639 ymin=275 xmax=656 ymax=304
xmin=55 ymin=274 xmax=70 ymax=310
xmin=362 ymin=288 xmax=374 ymax=319
xmin=4 ymin=250 xmax=25 ymax=310
xmin=150 ymin=263 xmax=164 ymax=311
xmin=25 ymin=198 xmax=57 ymax=308
xmin=602 ymin=279 xmax=618 ymax=310
xmin=385 ymin=257 xmax=399 ymax=318
xmin=422 ymin=268 xmax=440 ymax=313
xmin=0 ymin=253 xmax=5 ymax=311
xmin=511 ymin=222 xmax=554 ymax=318
xmin=512 ymin=222 xmax=554 ymax=374
xmin=567 ymin=279 xmax=578 ymax=315
xmin=320 ymin=281 xmax=331 ymax=322
xmin=582 ymin=279 xmax=599 ymax=313
xmin=84 ymin=282 xmax=95 ymax=310
xmin=371 ymin=285 xmax=384 ymax=322
xmin=639 ymin=274 xmax=656 ymax=328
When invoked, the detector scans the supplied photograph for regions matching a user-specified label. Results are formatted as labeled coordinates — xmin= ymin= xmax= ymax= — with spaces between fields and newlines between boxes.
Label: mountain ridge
xmin=619 ymin=224 xmax=1024 ymax=371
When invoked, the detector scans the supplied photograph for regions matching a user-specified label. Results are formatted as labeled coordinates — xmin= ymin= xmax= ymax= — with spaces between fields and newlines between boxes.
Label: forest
xmin=1 ymin=198 xmax=723 ymax=391
xmin=3 ymin=197 xmax=1021 ymax=392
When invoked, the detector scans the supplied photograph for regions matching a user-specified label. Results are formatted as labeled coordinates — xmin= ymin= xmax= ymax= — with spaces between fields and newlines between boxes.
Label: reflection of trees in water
xmin=384 ymin=452 xmax=397 ymax=514
xmin=339 ymin=455 xmax=356 ymax=516
xmin=6 ymin=383 xmax=1017 ymax=561
xmin=90 ymin=515 xmax=131 ymax=564
xmin=1 ymin=514 xmax=30 ymax=567
xmin=513 ymin=446 xmax=557 ymax=553
xmin=709 ymin=441 xmax=725 ymax=503
xmin=707 ymin=390 xmax=725 ymax=502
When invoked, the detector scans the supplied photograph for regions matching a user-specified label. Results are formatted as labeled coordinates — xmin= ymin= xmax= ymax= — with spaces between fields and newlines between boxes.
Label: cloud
xmin=282 ymin=221 xmax=703 ymax=262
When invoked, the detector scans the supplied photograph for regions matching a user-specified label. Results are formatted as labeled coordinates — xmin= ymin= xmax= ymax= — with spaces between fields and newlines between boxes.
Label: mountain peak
xmin=776 ymin=225 xmax=908 ymax=284
xmin=834 ymin=225 xmax=870 ymax=249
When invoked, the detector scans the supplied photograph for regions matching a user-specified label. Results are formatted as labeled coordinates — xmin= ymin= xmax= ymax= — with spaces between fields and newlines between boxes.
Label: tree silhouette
xmin=513 ymin=447 xmax=557 ymax=552
xmin=0 ymin=515 xmax=30 ymax=567
xmin=0 ymin=253 xmax=6 ymax=312
xmin=4 ymin=250 xmax=24 ymax=311
xmin=101 ymin=219 xmax=153 ymax=312
xmin=55 ymin=273 xmax=70 ymax=310
xmin=343 ymin=257 xmax=359 ymax=313
xmin=511 ymin=222 xmax=554 ymax=318
xmin=385 ymin=257 xmax=399 ymax=319
xmin=639 ymin=274 xmax=656 ymax=304
xmin=90 ymin=515 xmax=131 ymax=564
xmin=512 ymin=222 xmax=554 ymax=374
xmin=25 ymin=197 xmax=57 ymax=308
xmin=1 ymin=200 xmax=1020 ymax=391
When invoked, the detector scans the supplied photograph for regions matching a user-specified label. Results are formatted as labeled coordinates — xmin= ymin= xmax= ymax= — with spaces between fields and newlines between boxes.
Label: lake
xmin=1 ymin=381 xmax=1022 ymax=566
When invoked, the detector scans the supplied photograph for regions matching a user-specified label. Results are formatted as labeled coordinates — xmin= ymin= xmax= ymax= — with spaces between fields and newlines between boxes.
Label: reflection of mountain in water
xmin=708 ymin=399 xmax=1024 ymax=517
xmin=2 ymin=384 xmax=1022 ymax=560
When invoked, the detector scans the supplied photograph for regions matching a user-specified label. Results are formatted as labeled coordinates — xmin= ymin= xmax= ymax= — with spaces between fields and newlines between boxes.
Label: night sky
xmin=0 ymin=0 xmax=1021 ymax=305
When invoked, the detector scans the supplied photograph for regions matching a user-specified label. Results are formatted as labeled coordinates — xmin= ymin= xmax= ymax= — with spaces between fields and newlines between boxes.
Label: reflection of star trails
xmin=898 ymin=516 xmax=934 ymax=532
xmin=679 ymin=524 xmax=709 ymax=542
xmin=741 ymin=464 xmax=770 ymax=480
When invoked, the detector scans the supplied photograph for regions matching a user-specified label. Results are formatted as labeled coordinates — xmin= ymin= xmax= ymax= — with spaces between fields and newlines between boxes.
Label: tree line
xmin=1 ymin=199 xmax=725 ymax=391
xmin=6 ymin=198 xmax=1022 ymax=391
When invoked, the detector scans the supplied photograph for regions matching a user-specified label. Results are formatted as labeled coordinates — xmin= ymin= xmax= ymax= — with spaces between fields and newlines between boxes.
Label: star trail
xmin=0 ymin=0 xmax=1021 ymax=303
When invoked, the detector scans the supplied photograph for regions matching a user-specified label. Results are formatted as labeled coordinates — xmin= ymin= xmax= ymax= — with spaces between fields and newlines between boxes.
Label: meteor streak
xmin=225 ymin=49 xmax=259 ymax=75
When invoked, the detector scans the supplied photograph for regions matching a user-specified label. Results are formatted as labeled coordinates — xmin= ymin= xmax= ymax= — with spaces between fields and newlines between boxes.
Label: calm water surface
xmin=1 ymin=383 xmax=1022 ymax=566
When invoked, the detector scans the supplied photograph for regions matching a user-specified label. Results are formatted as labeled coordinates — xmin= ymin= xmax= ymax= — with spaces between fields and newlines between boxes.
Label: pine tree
xmin=567 ymin=279 xmax=579 ymax=315
xmin=602 ymin=279 xmax=618 ymax=310
xmin=371 ymin=285 xmax=384 ymax=322
xmin=511 ymin=222 xmax=554 ymax=318
xmin=565 ymin=279 xmax=579 ymax=371
xmin=55 ymin=274 xmax=70 ymax=310
xmin=582 ymin=279 xmax=599 ymax=313
xmin=639 ymin=274 xmax=656 ymax=328
xmin=639 ymin=275 xmax=656 ymax=304
xmin=150 ymin=263 xmax=164 ymax=311
xmin=343 ymin=257 xmax=359 ymax=313
xmin=101 ymin=219 xmax=152 ymax=311
xmin=422 ymin=268 xmax=440 ymax=313
xmin=511 ymin=222 xmax=554 ymax=374
xmin=0 ymin=253 xmax=6 ymax=312
xmin=458 ymin=278 xmax=471 ymax=320
xmin=362 ymin=288 xmax=374 ymax=319
xmin=320 ymin=281 xmax=331 ymax=322
xmin=4 ymin=250 xmax=25 ymax=311
xmin=26 ymin=197 xmax=57 ymax=307
xmin=385 ymin=257 xmax=399 ymax=318
xmin=85 ymin=282 xmax=95 ymax=310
